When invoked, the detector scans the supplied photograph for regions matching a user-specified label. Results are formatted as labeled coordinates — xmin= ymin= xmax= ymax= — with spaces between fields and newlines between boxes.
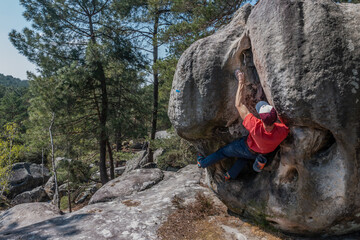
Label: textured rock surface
xmin=10 ymin=186 xmax=49 ymax=205
xmin=153 ymin=148 xmax=164 ymax=163
xmin=168 ymin=0 xmax=360 ymax=236
xmin=155 ymin=130 xmax=173 ymax=139
xmin=0 ymin=165 xmax=206 ymax=240
xmin=8 ymin=162 xmax=50 ymax=198
xmin=0 ymin=202 xmax=61 ymax=232
xmin=89 ymin=168 xmax=164 ymax=204
xmin=44 ymin=175 xmax=55 ymax=199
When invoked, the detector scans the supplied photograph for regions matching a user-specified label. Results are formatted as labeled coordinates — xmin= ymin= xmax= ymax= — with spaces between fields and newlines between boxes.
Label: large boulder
xmin=7 ymin=162 xmax=50 ymax=198
xmin=89 ymin=168 xmax=164 ymax=204
xmin=10 ymin=186 xmax=49 ymax=205
xmin=155 ymin=130 xmax=173 ymax=139
xmin=44 ymin=176 xmax=55 ymax=199
xmin=168 ymin=0 xmax=360 ymax=236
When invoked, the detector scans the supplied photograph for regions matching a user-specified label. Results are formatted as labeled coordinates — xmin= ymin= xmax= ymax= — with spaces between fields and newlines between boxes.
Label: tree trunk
xmin=107 ymin=140 xmax=115 ymax=179
xmin=41 ymin=148 xmax=44 ymax=184
xmin=98 ymin=62 xmax=109 ymax=185
xmin=49 ymin=112 xmax=60 ymax=210
xmin=150 ymin=13 xmax=160 ymax=140
xmin=115 ymin=129 xmax=122 ymax=152
xmin=67 ymin=162 xmax=72 ymax=213
xmin=89 ymin=14 xmax=109 ymax=185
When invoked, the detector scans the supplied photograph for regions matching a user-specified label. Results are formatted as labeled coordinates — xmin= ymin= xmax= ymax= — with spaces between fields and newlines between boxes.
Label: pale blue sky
xmin=0 ymin=1 xmax=36 ymax=80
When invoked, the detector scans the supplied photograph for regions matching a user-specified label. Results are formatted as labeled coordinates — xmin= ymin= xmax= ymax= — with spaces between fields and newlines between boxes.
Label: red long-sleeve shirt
xmin=243 ymin=113 xmax=289 ymax=154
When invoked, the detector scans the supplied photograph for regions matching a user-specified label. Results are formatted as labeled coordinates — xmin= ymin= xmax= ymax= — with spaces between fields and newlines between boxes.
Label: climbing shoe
xmin=253 ymin=154 xmax=267 ymax=172
xmin=197 ymin=153 xmax=204 ymax=168
xmin=224 ymin=172 xmax=231 ymax=181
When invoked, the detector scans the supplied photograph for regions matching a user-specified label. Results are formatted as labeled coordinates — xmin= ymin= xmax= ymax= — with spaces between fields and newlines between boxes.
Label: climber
xmin=197 ymin=70 xmax=289 ymax=180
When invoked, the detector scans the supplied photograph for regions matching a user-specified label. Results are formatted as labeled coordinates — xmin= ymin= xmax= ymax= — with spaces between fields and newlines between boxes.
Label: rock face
xmin=155 ymin=130 xmax=173 ymax=139
xmin=168 ymin=0 xmax=360 ymax=236
xmin=44 ymin=176 xmax=55 ymax=199
xmin=0 ymin=165 xmax=206 ymax=240
xmin=8 ymin=162 xmax=50 ymax=198
xmin=10 ymin=186 xmax=49 ymax=205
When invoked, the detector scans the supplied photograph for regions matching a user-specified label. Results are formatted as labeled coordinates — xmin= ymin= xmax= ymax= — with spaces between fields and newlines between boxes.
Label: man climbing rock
xmin=197 ymin=70 xmax=289 ymax=180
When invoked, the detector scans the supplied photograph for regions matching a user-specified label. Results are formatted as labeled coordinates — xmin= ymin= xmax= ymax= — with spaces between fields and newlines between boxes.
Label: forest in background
xmin=0 ymin=0 xmax=357 ymax=205
xmin=0 ymin=0 xmax=252 ymax=197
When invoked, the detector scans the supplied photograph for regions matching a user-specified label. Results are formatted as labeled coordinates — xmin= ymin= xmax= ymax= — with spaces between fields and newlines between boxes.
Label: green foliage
xmin=0 ymin=123 xmax=24 ymax=196
xmin=113 ymin=151 xmax=136 ymax=162
xmin=7 ymin=0 xmax=258 ymax=180
xmin=0 ymin=88 xmax=29 ymax=132
xmin=0 ymin=73 xmax=28 ymax=87
xmin=156 ymin=56 xmax=178 ymax=130
xmin=56 ymin=159 xmax=91 ymax=185
xmin=160 ymin=0 xmax=251 ymax=56
xmin=151 ymin=131 xmax=196 ymax=170
xmin=12 ymin=1 xmax=150 ymax=176
xmin=60 ymin=195 xmax=69 ymax=211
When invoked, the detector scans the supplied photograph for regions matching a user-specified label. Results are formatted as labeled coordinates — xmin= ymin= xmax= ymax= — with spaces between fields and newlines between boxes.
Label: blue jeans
xmin=199 ymin=137 xmax=257 ymax=179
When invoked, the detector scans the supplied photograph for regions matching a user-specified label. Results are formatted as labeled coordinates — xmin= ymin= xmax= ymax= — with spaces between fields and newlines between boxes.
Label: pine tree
xmin=10 ymin=0 xmax=144 ymax=185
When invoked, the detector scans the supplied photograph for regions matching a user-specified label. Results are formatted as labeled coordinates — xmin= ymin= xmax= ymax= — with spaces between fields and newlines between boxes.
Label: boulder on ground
xmin=89 ymin=168 xmax=164 ymax=204
xmin=8 ymin=162 xmax=50 ymax=198
xmin=10 ymin=186 xmax=49 ymax=205
xmin=155 ymin=130 xmax=173 ymax=139
xmin=44 ymin=175 xmax=55 ymax=199
xmin=168 ymin=0 xmax=360 ymax=236
xmin=114 ymin=166 xmax=125 ymax=177
xmin=74 ymin=184 xmax=98 ymax=204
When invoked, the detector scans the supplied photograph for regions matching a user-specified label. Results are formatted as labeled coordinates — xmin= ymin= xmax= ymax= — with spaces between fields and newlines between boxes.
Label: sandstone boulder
xmin=114 ymin=166 xmax=125 ymax=176
xmin=155 ymin=130 xmax=173 ymax=139
xmin=89 ymin=168 xmax=164 ymax=204
xmin=10 ymin=186 xmax=49 ymax=205
xmin=8 ymin=162 xmax=50 ymax=198
xmin=168 ymin=0 xmax=360 ymax=236
xmin=44 ymin=175 xmax=55 ymax=199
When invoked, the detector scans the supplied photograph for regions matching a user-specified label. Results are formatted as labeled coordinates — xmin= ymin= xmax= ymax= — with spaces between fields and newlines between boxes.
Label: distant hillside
xmin=0 ymin=73 xmax=29 ymax=88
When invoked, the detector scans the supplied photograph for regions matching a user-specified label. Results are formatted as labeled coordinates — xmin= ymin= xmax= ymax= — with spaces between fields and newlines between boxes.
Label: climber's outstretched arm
xmin=235 ymin=71 xmax=250 ymax=120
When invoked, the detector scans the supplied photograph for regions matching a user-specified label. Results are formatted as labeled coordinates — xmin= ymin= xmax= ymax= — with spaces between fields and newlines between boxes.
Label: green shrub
xmin=56 ymin=159 xmax=91 ymax=184
xmin=60 ymin=196 xmax=68 ymax=210
xmin=113 ymin=151 xmax=136 ymax=162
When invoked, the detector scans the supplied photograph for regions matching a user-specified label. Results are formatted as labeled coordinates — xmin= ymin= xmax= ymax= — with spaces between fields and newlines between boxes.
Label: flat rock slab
xmin=89 ymin=168 xmax=164 ymax=204
xmin=0 ymin=165 xmax=205 ymax=240
xmin=0 ymin=202 xmax=61 ymax=233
